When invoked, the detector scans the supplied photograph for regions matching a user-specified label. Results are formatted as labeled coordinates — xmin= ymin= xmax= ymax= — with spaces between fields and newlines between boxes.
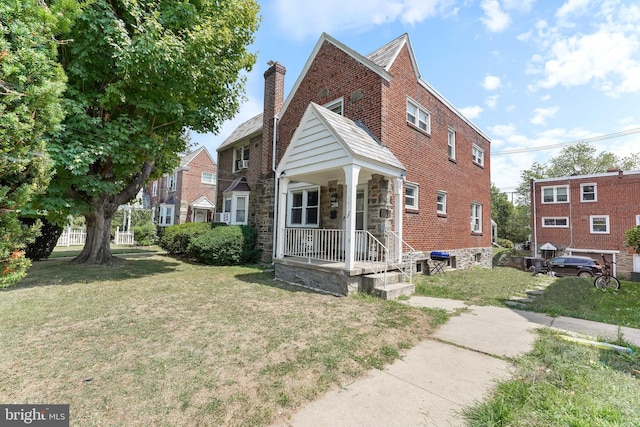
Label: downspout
xmin=567 ymin=178 xmax=573 ymax=254
xmin=271 ymin=115 xmax=279 ymax=261
xmin=532 ymin=179 xmax=538 ymax=256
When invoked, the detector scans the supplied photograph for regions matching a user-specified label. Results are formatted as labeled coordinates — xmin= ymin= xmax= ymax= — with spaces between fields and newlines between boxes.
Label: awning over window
xmin=540 ymin=242 xmax=557 ymax=250
xmin=190 ymin=196 xmax=215 ymax=210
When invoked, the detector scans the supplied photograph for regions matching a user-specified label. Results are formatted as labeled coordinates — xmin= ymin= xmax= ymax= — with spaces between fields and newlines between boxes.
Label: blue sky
xmin=191 ymin=0 xmax=640 ymax=194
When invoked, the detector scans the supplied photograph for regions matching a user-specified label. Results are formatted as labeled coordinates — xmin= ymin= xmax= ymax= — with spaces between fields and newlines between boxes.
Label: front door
xmin=194 ymin=209 xmax=207 ymax=223
xmin=355 ymin=186 xmax=367 ymax=256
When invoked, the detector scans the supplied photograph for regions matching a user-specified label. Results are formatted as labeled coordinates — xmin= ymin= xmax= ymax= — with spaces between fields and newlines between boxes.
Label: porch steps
xmin=362 ymin=271 xmax=415 ymax=300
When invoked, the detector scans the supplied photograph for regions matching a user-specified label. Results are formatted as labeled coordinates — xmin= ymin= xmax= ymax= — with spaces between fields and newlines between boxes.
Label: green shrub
xmin=133 ymin=223 xmax=158 ymax=246
xmin=188 ymin=225 xmax=261 ymax=265
xmin=159 ymin=222 xmax=212 ymax=255
xmin=497 ymin=238 xmax=514 ymax=248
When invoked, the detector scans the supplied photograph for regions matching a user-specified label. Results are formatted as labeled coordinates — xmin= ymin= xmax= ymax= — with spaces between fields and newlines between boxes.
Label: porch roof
xmin=277 ymin=103 xmax=405 ymax=184
xmin=190 ymin=196 xmax=215 ymax=209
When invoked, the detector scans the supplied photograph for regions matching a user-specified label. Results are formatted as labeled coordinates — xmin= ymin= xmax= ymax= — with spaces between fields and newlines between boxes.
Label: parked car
xmin=549 ymin=256 xmax=602 ymax=277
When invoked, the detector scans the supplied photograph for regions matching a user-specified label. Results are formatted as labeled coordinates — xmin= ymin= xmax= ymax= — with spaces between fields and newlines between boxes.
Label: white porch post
xmin=395 ymin=176 xmax=404 ymax=263
xmin=343 ymin=165 xmax=361 ymax=270
xmin=276 ymin=176 xmax=290 ymax=259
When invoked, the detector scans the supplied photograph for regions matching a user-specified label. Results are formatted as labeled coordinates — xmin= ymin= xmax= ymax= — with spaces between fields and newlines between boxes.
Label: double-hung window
xmin=223 ymin=192 xmax=249 ymax=225
xmin=158 ymin=204 xmax=174 ymax=226
xmin=470 ymin=202 xmax=482 ymax=233
xmin=202 ymin=172 xmax=216 ymax=185
xmin=167 ymin=173 xmax=177 ymax=192
xmin=448 ymin=128 xmax=456 ymax=159
xmin=234 ymin=144 xmax=250 ymax=172
xmin=406 ymin=99 xmax=430 ymax=133
xmin=542 ymin=217 xmax=569 ymax=228
xmin=324 ymin=97 xmax=344 ymax=115
xmin=288 ymin=186 xmax=319 ymax=227
xmin=541 ymin=185 xmax=568 ymax=203
xmin=151 ymin=181 xmax=158 ymax=197
xmin=590 ymin=215 xmax=609 ymax=234
xmin=580 ymin=183 xmax=597 ymax=202
xmin=405 ymin=182 xmax=419 ymax=210
xmin=472 ymin=145 xmax=484 ymax=166
xmin=437 ymin=191 xmax=447 ymax=215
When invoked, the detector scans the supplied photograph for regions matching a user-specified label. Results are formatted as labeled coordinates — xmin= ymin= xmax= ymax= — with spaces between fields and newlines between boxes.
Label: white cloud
xmin=486 ymin=94 xmax=500 ymax=109
xmin=556 ymin=0 xmax=590 ymax=20
xmin=502 ymin=0 xmax=536 ymax=13
xmin=459 ymin=105 xmax=483 ymax=119
xmin=540 ymin=94 xmax=551 ymax=101
xmin=273 ymin=0 xmax=457 ymax=40
xmin=488 ymin=123 xmax=516 ymax=137
xmin=482 ymin=75 xmax=502 ymax=90
xmin=480 ymin=0 xmax=511 ymax=32
xmin=529 ymin=1 xmax=640 ymax=97
xmin=530 ymin=106 xmax=559 ymax=125
xmin=517 ymin=30 xmax=532 ymax=41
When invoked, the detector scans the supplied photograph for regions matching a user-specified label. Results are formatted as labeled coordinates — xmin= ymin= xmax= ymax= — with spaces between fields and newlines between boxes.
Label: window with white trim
xmin=406 ymin=99 xmax=430 ymax=133
xmin=448 ymin=128 xmax=456 ymax=159
xmin=580 ymin=183 xmax=597 ymax=202
xmin=542 ymin=185 xmax=568 ymax=203
xmin=324 ymin=97 xmax=344 ymax=115
xmin=151 ymin=181 xmax=158 ymax=197
xmin=542 ymin=217 xmax=569 ymax=228
xmin=437 ymin=191 xmax=447 ymax=215
xmin=223 ymin=192 xmax=249 ymax=225
xmin=472 ymin=145 xmax=484 ymax=166
xmin=405 ymin=182 xmax=419 ymax=210
xmin=636 ymin=214 xmax=640 ymax=225
xmin=167 ymin=173 xmax=177 ymax=192
xmin=233 ymin=144 xmax=250 ymax=172
xmin=471 ymin=202 xmax=482 ymax=233
xmin=158 ymin=204 xmax=174 ymax=226
xmin=287 ymin=186 xmax=319 ymax=227
xmin=202 ymin=172 xmax=216 ymax=185
xmin=590 ymin=215 xmax=609 ymax=234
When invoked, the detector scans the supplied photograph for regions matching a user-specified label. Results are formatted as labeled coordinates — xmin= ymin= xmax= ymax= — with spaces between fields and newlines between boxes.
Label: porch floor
xmin=275 ymin=256 xmax=391 ymax=276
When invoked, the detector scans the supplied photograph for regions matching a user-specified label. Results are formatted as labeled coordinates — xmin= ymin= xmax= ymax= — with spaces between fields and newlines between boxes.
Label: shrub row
xmin=158 ymin=223 xmax=260 ymax=265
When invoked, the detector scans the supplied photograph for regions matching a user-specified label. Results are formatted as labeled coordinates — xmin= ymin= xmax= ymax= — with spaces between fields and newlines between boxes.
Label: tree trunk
xmin=73 ymin=201 xmax=121 ymax=266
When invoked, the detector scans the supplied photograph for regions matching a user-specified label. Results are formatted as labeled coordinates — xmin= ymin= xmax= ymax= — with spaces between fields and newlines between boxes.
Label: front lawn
xmin=1 ymin=255 xmax=435 ymax=426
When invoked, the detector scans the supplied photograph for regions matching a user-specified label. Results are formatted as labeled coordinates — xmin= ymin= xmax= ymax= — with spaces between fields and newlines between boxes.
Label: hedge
xmin=189 ymin=225 xmax=260 ymax=266
xmin=158 ymin=222 xmax=212 ymax=255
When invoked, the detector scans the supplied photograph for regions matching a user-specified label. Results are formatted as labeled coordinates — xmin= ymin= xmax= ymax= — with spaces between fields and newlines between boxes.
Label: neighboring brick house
xmin=217 ymin=33 xmax=492 ymax=295
xmin=148 ymin=146 xmax=217 ymax=226
xmin=530 ymin=169 xmax=640 ymax=279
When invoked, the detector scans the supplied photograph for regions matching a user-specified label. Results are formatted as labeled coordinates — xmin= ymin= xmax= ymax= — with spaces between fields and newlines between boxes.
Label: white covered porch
xmin=273 ymin=103 xmax=413 ymax=296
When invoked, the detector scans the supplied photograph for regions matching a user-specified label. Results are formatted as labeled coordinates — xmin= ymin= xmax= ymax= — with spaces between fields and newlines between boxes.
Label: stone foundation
xmin=274 ymin=259 xmax=362 ymax=296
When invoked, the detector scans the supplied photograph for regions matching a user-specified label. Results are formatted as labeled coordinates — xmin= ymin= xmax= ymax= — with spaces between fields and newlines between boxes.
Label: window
xmin=448 ymin=129 xmax=456 ymax=159
xmin=288 ymin=187 xmax=319 ymax=227
xmin=202 ymin=172 xmax=216 ymax=185
xmin=158 ymin=204 xmax=174 ymax=226
xmin=541 ymin=185 xmax=568 ymax=203
xmin=471 ymin=202 xmax=482 ymax=233
xmin=233 ymin=144 xmax=250 ymax=172
xmin=472 ymin=145 xmax=484 ymax=166
xmin=437 ymin=191 xmax=447 ymax=215
xmin=581 ymin=183 xmax=597 ymax=202
xmin=590 ymin=215 xmax=610 ymax=234
xmin=167 ymin=173 xmax=177 ymax=192
xmin=223 ymin=192 xmax=249 ymax=225
xmin=406 ymin=99 xmax=430 ymax=133
xmin=151 ymin=181 xmax=158 ymax=197
xmin=324 ymin=98 xmax=344 ymax=115
xmin=542 ymin=217 xmax=569 ymax=228
xmin=405 ymin=182 xmax=419 ymax=210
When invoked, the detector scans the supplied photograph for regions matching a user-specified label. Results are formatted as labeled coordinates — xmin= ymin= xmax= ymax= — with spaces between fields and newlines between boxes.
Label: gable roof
xmin=217 ymin=113 xmax=263 ymax=152
xmin=179 ymin=146 xmax=216 ymax=169
xmin=277 ymin=103 xmax=404 ymax=181
xmin=190 ymin=196 xmax=215 ymax=209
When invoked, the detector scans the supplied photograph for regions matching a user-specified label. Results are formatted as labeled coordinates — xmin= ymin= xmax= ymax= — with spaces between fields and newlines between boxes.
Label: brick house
xmin=217 ymin=33 xmax=492 ymax=295
xmin=148 ymin=146 xmax=217 ymax=226
xmin=530 ymin=169 xmax=640 ymax=279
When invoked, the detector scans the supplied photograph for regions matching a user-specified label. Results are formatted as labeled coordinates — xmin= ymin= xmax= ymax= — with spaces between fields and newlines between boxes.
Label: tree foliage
xmin=44 ymin=0 xmax=259 ymax=265
xmin=624 ymin=226 xmax=640 ymax=255
xmin=516 ymin=142 xmax=640 ymax=205
xmin=0 ymin=0 xmax=75 ymax=286
xmin=491 ymin=185 xmax=530 ymax=244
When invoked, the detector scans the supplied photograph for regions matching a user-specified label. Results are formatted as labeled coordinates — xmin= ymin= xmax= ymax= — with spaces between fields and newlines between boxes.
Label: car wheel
xmin=578 ymin=271 xmax=593 ymax=278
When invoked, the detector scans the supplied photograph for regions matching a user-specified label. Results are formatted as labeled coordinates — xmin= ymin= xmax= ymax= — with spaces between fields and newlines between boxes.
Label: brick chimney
xmin=262 ymin=61 xmax=286 ymax=175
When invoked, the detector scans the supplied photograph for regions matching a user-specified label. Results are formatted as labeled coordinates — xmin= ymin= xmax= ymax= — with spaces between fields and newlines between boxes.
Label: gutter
xmin=271 ymin=115 xmax=279 ymax=261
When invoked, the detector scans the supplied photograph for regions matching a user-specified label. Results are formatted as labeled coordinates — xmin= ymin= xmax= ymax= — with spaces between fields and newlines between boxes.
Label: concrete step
xmin=361 ymin=271 xmax=406 ymax=292
xmin=373 ymin=282 xmax=415 ymax=300
xmin=525 ymin=289 xmax=545 ymax=297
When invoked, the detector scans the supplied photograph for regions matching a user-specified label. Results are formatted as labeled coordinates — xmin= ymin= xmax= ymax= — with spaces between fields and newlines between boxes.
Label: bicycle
xmin=593 ymin=254 xmax=620 ymax=290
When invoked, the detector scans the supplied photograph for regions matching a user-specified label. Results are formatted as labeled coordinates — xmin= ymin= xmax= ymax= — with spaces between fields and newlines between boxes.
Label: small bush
xmin=189 ymin=225 xmax=261 ymax=265
xmin=133 ymin=223 xmax=158 ymax=246
xmin=159 ymin=222 xmax=212 ymax=255
xmin=497 ymin=238 xmax=514 ymax=248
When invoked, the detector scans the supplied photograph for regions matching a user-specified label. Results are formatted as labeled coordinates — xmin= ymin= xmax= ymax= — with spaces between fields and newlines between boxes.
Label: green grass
xmin=0 ymin=255 xmax=437 ymax=426
xmin=414 ymin=266 xmax=549 ymax=306
xmin=48 ymin=244 xmax=164 ymax=258
xmin=528 ymin=277 xmax=640 ymax=329
xmin=463 ymin=328 xmax=640 ymax=426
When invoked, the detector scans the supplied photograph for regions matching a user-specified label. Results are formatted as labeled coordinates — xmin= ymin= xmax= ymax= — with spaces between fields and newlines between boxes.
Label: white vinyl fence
xmin=114 ymin=227 xmax=135 ymax=245
xmin=56 ymin=229 xmax=86 ymax=247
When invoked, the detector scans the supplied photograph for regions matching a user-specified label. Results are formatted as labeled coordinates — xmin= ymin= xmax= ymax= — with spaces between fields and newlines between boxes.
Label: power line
xmin=492 ymin=128 xmax=640 ymax=156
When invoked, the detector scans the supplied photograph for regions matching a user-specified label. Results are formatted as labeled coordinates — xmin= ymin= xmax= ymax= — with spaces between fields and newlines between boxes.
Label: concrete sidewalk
xmin=274 ymin=297 xmax=640 ymax=427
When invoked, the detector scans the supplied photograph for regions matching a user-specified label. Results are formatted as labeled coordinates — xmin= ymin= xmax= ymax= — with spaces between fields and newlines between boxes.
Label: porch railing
xmin=385 ymin=230 xmax=417 ymax=286
xmin=56 ymin=229 xmax=86 ymax=247
xmin=114 ymin=227 xmax=135 ymax=245
xmin=284 ymin=228 xmax=345 ymax=262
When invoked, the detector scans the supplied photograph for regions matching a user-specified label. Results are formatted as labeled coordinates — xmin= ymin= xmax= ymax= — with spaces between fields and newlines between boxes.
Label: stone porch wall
xmin=274 ymin=259 xmax=361 ymax=296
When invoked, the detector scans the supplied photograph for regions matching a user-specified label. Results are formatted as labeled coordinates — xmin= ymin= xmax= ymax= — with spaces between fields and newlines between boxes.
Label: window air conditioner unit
xmin=214 ymin=212 xmax=231 ymax=224
xmin=240 ymin=160 xmax=249 ymax=169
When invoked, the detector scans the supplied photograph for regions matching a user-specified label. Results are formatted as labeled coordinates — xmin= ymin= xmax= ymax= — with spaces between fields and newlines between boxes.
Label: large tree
xmin=0 ymin=0 xmax=75 ymax=286
xmin=47 ymin=0 xmax=259 ymax=265
xmin=516 ymin=142 xmax=640 ymax=205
